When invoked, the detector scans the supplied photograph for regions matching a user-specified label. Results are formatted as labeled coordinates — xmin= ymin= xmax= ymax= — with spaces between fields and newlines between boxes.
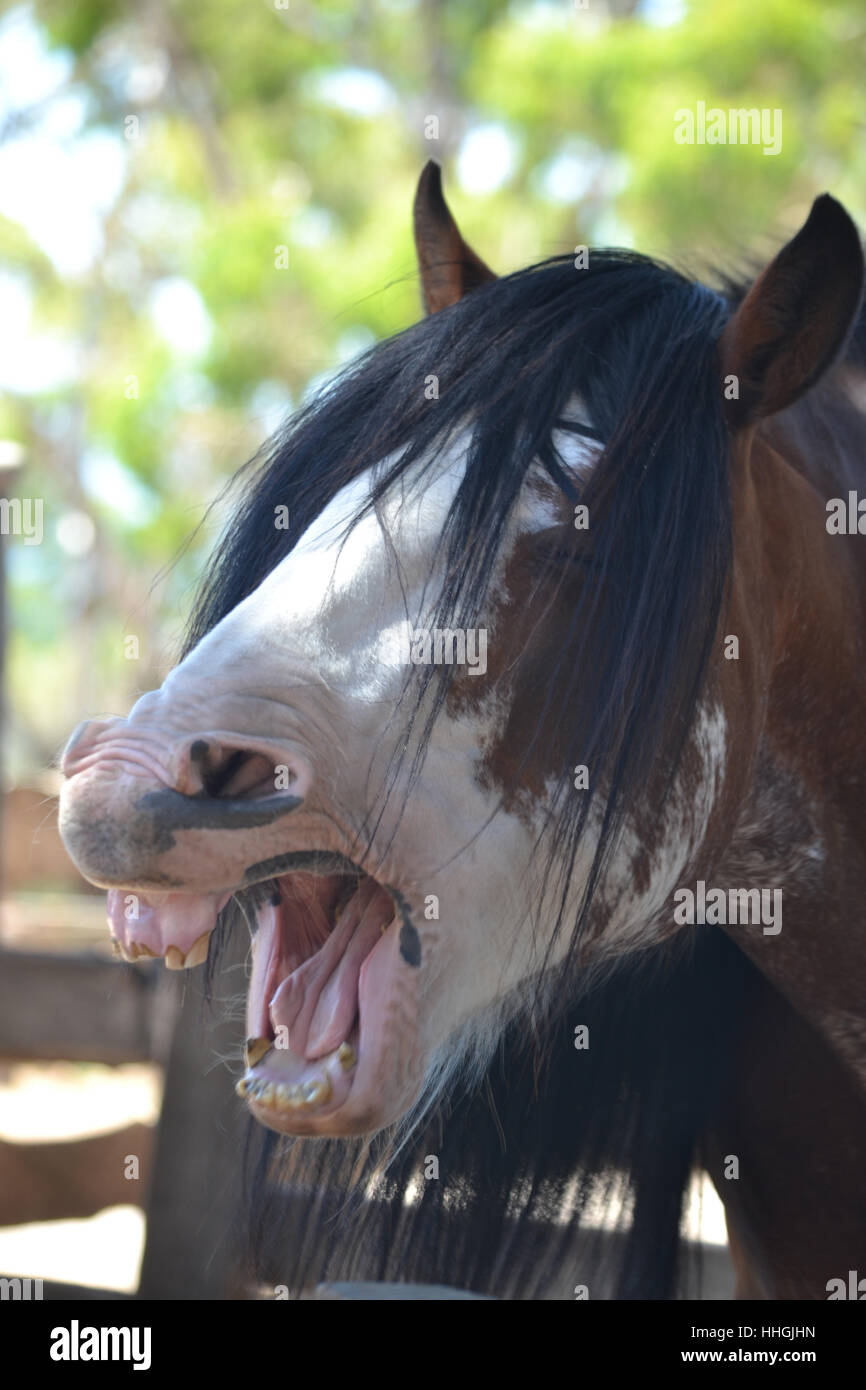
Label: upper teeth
xmin=184 ymin=932 xmax=211 ymax=968
xmin=117 ymin=931 xmax=212 ymax=970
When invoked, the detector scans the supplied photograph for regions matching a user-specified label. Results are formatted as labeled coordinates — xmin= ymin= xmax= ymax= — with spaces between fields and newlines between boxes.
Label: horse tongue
xmin=269 ymin=882 xmax=393 ymax=1060
xmin=303 ymin=907 xmax=386 ymax=1057
xmin=106 ymin=888 xmax=230 ymax=967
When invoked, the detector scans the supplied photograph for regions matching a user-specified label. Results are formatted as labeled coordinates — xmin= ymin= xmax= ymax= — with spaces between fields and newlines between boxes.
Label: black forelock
xmin=184 ymin=252 xmax=732 ymax=656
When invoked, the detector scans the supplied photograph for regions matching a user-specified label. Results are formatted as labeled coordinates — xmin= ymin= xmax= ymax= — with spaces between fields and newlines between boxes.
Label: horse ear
xmin=413 ymin=160 xmax=496 ymax=314
xmin=719 ymin=194 xmax=864 ymax=429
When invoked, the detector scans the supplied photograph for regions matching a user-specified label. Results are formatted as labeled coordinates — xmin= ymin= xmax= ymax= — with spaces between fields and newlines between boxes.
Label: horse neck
xmin=718 ymin=413 xmax=866 ymax=1088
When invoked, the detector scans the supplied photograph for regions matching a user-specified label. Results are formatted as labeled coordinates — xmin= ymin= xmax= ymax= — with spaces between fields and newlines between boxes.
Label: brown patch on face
xmin=444 ymin=484 xmax=588 ymax=822
xmin=442 ymin=457 xmax=761 ymax=937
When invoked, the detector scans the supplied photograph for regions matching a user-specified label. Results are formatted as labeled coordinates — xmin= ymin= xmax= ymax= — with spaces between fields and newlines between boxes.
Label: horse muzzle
xmin=58 ymin=715 xmax=310 ymax=892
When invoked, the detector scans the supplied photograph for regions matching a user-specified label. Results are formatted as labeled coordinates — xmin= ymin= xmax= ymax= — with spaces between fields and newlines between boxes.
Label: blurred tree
xmin=0 ymin=0 xmax=863 ymax=774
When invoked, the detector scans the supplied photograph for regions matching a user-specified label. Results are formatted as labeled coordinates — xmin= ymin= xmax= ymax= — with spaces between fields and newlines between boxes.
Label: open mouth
xmin=106 ymin=847 xmax=423 ymax=1135
xmin=237 ymin=859 xmax=401 ymax=1126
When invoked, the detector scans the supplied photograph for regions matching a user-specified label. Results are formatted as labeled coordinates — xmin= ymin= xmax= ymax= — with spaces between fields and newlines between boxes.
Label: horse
xmin=58 ymin=161 xmax=866 ymax=1300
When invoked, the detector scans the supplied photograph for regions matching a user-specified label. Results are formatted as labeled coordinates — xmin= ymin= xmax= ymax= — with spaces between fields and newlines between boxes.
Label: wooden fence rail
xmin=0 ymin=936 xmax=248 ymax=1299
xmin=0 ymin=950 xmax=157 ymax=1063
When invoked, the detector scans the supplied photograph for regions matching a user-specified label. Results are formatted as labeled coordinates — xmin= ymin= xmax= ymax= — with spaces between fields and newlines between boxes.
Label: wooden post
xmin=137 ymin=928 xmax=250 ymax=1299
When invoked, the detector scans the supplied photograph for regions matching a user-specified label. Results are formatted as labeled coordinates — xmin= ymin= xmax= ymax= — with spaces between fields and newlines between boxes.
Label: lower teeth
xmin=236 ymin=1044 xmax=352 ymax=1111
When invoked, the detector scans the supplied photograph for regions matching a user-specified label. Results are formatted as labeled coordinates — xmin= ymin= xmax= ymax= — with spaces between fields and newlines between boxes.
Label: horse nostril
xmin=205 ymin=749 xmax=274 ymax=799
xmin=184 ymin=742 xmax=293 ymax=800
xmin=176 ymin=736 xmax=311 ymax=801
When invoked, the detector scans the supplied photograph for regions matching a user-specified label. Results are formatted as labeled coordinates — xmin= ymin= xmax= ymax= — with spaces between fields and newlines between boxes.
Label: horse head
xmin=59 ymin=168 xmax=864 ymax=1174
